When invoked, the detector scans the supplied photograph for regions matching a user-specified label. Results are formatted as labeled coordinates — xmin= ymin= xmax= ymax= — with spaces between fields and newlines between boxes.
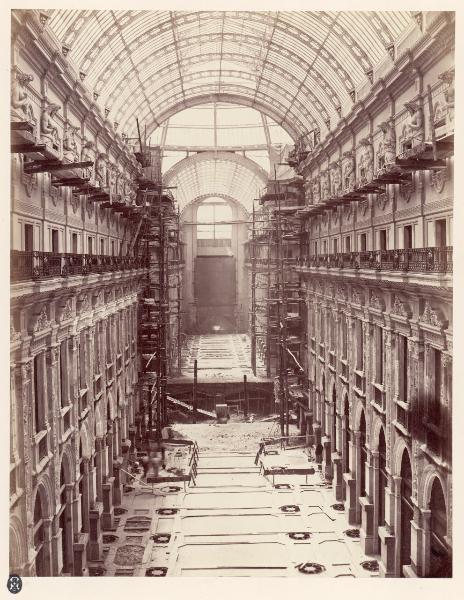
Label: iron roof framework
xmin=44 ymin=10 xmax=414 ymax=208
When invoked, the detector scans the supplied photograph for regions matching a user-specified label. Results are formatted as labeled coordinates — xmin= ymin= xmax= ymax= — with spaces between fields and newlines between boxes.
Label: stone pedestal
xmin=51 ymin=523 xmax=64 ymax=575
xmin=378 ymin=526 xmax=396 ymax=577
xmin=321 ymin=436 xmax=333 ymax=480
xmin=360 ymin=496 xmax=376 ymax=555
xmin=102 ymin=478 xmax=115 ymax=530
xmin=112 ymin=459 xmax=124 ymax=506
xmin=332 ymin=453 xmax=344 ymax=500
xmin=73 ymin=533 xmax=89 ymax=576
xmin=343 ymin=472 xmax=358 ymax=524
xmin=88 ymin=503 xmax=103 ymax=561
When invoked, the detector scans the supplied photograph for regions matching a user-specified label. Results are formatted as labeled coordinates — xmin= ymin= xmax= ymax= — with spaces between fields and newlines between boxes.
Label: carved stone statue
xmin=342 ymin=150 xmax=355 ymax=192
xmin=63 ymin=123 xmax=79 ymax=162
xmin=320 ymin=170 xmax=329 ymax=201
xmin=108 ymin=163 xmax=117 ymax=195
xmin=312 ymin=178 xmax=320 ymax=203
xmin=403 ymin=101 xmax=424 ymax=146
xmin=11 ymin=70 xmax=36 ymax=125
xmin=95 ymin=153 xmax=108 ymax=189
xmin=40 ymin=103 xmax=61 ymax=151
xmin=330 ymin=161 xmax=342 ymax=197
xmin=438 ymin=68 xmax=454 ymax=130
xmin=81 ymin=140 xmax=95 ymax=181
xmin=358 ymin=137 xmax=374 ymax=185
xmin=304 ymin=179 xmax=312 ymax=204
xmin=378 ymin=118 xmax=396 ymax=165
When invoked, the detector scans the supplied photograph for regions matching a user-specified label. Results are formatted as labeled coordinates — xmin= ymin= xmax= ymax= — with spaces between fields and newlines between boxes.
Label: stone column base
xmin=321 ymin=436 xmax=333 ymax=481
xmin=378 ymin=525 xmax=397 ymax=577
xmin=73 ymin=533 xmax=89 ymax=576
xmin=343 ymin=472 xmax=358 ymax=525
xmin=360 ymin=496 xmax=376 ymax=555
xmin=102 ymin=478 xmax=115 ymax=530
xmin=332 ymin=454 xmax=344 ymax=501
xmin=403 ymin=564 xmax=418 ymax=578
xmin=88 ymin=503 xmax=103 ymax=562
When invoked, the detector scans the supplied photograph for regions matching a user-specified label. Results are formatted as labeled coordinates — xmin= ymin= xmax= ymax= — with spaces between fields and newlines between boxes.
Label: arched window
xmin=33 ymin=494 xmax=45 ymax=576
xmin=429 ymin=478 xmax=451 ymax=577
xmin=400 ymin=450 xmax=413 ymax=575
xmin=197 ymin=198 xmax=232 ymax=240
xmin=378 ymin=428 xmax=387 ymax=531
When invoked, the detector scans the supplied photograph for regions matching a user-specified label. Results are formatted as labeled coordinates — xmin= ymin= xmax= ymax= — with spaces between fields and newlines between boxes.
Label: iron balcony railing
xmin=11 ymin=250 xmax=149 ymax=282
xmin=297 ymin=246 xmax=452 ymax=273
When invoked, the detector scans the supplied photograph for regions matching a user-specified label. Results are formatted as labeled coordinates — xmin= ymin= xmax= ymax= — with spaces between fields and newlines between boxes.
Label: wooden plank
xmin=11 ymin=143 xmax=47 ymax=154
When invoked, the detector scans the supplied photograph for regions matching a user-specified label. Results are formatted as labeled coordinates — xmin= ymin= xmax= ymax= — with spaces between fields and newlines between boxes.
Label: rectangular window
xmin=111 ymin=240 xmax=115 ymax=256
xmin=356 ymin=320 xmax=364 ymax=370
xmin=88 ymin=236 xmax=93 ymax=255
xmin=71 ymin=233 xmax=78 ymax=254
xmin=375 ymin=326 xmax=384 ymax=384
xmin=341 ymin=317 xmax=348 ymax=360
xmin=323 ymin=240 xmax=328 ymax=254
xmin=60 ymin=340 xmax=67 ymax=407
xmin=314 ymin=241 xmax=318 ymax=256
xmin=106 ymin=318 xmax=112 ymax=363
xmin=435 ymin=219 xmax=447 ymax=248
xmin=333 ymin=238 xmax=338 ymax=254
xmin=379 ymin=229 xmax=387 ymax=251
xmin=79 ymin=331 xmax=87 ymax=390
xmin=51 ymin=229 xmax=59 ymax=253
xmin=33 ymin=354 xmax=45 ymax=433
xmin=360 ymin=233 xmax=367 ymax=252
xmin=100 ymin=238 xmax=105 ymax=255
xmin=345 ymin=236 xmax=351 ymax=253
xmin=428 ymin=348 xmax=442 ymax=423
xmin=24 ymin=223 xmax=34 ymax=252
xmin=403 ymin=225 xmax=413 ymax=250
xmin=94 ymin=323 xmax=101 ymax=374
xmin=398 ymin=335 xmax=408 ymax=402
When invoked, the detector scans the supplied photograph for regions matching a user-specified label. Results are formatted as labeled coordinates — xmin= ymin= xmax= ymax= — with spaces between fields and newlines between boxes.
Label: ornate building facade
xmin=10 ymin=10 xmax=153 ymax=576
xmin=292 ymin=12 xmax=454 ymax=578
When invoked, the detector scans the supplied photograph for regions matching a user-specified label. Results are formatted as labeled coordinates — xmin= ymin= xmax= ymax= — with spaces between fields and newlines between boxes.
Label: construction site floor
xmin=95 ymin=423 xmax=380 ymax=578
xmin=169 ymin=334 xmax=270 ymax=383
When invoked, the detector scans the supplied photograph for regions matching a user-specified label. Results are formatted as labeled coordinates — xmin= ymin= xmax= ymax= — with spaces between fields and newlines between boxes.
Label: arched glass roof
xmin=163 ymin=151 xmax=268 ymax=213
xmin=47 ymin=10 xmax=414 ymax=140
xmin=43 ymin=9 xmax=414 ymax=210
xmin=152 ymin=103 xmax=292 ymax=175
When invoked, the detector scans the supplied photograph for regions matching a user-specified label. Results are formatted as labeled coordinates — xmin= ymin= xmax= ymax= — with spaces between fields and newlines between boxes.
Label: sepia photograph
xmin=7 ymin=3 xmax=455 ymax=585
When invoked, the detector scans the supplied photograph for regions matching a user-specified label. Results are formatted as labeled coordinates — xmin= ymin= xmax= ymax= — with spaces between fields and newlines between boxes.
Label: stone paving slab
xmin=98 ymin=445 xmax=379 ymax=577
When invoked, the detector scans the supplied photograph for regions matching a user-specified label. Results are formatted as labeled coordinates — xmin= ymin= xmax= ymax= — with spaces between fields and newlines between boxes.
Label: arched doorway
xmin=321 ymin=373 xmax=326 ymax=434
xmin=378 ymin=427 xmax=387 ymax=548
xmin=58 ymin=463 xmax=72 ymax=573
xmin=428 ymin=478 xmax=451 ymax=577
xmin=343 ymin=396 xmax=350 ymax=474
xmin=33 ymin=493 xmax=46 ymax=576
xmin=331 ymin=385 xmax=337 ymax=452
xmin=359 ymin=410 xmax=367 ymax=500
xmin=400 ymin=449 xmax=413 ymax=576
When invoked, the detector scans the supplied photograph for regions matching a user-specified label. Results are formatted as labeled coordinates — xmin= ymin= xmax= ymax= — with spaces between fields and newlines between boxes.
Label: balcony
xmin=297 ymin=247 xmax=452 ymax=274
xmin=11 ymin=250 xmax=149 ymax=282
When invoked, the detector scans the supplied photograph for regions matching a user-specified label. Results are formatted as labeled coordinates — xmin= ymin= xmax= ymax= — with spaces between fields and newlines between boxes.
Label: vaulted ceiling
xmin=44 ymin=10 xmax=415 ymax=210
xmin=47 ymin=10 xmax=413 ymax=140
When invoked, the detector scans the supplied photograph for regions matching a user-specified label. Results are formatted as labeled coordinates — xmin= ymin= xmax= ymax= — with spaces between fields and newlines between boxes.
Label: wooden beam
xmin=11 ymin=143 xmax=47 ymax=154
xmin=24 ymin=160 xmax=93 ymax=173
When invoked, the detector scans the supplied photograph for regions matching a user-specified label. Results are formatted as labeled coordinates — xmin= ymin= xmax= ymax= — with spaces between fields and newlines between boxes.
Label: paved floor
xmin=97 ymin=430 xmax=380 ymax=578
xmin=177 ymin=334 xmax=269 ymax=382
